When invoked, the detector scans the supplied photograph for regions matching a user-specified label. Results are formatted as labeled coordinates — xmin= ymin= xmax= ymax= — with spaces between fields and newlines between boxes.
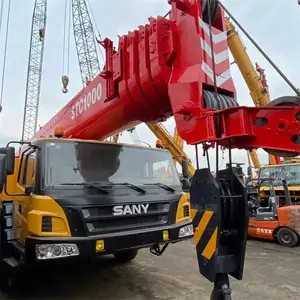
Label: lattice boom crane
xmin=72 ymin=0 xmax=100 ymax=86
xmin=22 ymin=0 xmax=47 ymax=141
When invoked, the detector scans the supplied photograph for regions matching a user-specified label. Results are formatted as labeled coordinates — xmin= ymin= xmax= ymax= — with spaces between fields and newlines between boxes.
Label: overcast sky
xmin=0 ymin=0 xmax=299 ymax=171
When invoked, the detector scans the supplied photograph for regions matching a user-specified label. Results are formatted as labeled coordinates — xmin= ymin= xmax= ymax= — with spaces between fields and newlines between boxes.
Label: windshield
xmin=43 ymin=141 xmax=181 ymax=187
xmin=259 ymin=165 xmax=300 ymax=186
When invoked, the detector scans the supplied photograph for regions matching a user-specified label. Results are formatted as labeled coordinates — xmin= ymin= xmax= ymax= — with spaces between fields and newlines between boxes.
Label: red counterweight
xmin=34 ymin=0 xmax=300 ymax=157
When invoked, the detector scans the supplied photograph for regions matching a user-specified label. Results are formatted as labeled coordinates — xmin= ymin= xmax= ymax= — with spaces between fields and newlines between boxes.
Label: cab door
xmin=15 ymin=149 xmax=37 ymax=244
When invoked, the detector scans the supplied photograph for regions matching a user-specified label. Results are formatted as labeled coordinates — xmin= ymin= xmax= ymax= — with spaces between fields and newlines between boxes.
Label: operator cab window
xmin=19 ymin=149 xmax=37 ymax=188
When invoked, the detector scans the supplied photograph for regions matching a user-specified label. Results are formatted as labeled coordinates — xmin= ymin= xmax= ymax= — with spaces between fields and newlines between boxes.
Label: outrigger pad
xmin=190 ymin=168 xmax=248 ymax=283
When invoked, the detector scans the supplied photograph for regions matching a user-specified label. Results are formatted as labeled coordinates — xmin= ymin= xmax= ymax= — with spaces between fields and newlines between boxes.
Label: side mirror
xmin=0 ymin=147 xmax=15 ymax=175
xmin=0 ymin=154 xmax=7 ymax=193
xmin=182 ymin=158 xmax=189 ymax=179
xmin=247 ymin=166 xmax=252 ymax=176
xmin=24 ymin=186 xmax=33 ymax=196
xmin=182 ymin=178 xmax=191 ymax=192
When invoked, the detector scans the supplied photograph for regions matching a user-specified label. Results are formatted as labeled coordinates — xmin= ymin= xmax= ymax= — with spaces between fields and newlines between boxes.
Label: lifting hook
xmin=61 ymin=75 xmax=69 ymax=94
xmin=210 ymin=274 xmax=232 ymax=300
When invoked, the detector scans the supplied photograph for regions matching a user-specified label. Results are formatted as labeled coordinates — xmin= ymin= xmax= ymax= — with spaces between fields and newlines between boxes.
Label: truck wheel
xmin=0 ymin=262 xmax=15 ymax=292
xmin=114 ymin=249 xmax=138 ymax=263
xmin=277 ymin=227 xmax=299 ymax=247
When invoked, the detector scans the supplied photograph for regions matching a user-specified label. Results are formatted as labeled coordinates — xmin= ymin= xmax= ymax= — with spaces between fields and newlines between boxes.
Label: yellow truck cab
xmin=0 ymin=138 xmax=193 ymax=284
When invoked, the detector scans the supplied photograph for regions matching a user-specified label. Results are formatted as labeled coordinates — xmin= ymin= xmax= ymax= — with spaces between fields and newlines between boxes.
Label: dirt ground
xmin=1 ymin=239 xmax=299 ymax=300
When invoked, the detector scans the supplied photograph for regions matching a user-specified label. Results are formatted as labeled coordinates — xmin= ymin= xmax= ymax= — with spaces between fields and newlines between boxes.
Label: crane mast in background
xmin=173 ymin=128 xmax=183 ymax=149
xmin=225 ymin=17 xmax=281 ymax=166
xmin=21 ymin=0 xmax=47 ymax=141
xmin=72 ymin=0 xmax=100 ymax=86
xmin=147 ymin=123 xmax=195 ymax=175
xmin=71 ymin=0 xmax=122 ymax=144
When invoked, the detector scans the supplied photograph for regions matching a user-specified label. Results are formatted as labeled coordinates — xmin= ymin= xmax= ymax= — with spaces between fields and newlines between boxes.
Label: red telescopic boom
xmin=35 ymin=0 xmax=300 ymax=157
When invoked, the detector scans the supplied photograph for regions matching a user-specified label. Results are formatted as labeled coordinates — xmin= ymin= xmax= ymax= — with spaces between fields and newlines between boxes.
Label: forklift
xmin=247 ymin=177 xmax=300 ymax=247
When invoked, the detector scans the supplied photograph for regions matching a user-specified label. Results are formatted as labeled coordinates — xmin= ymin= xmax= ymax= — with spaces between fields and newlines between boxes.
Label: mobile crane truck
xmin=0 ymin=1 xmax=300 ymax=298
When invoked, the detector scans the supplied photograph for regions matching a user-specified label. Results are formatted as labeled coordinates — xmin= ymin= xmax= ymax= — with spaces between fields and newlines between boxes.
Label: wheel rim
xmin=281 ymin=231 xmax=292 ymax=244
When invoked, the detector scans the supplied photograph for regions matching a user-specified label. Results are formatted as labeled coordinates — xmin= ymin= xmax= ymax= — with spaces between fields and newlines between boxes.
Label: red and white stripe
xmin=199 ymin=18 xmax=232 ymax=88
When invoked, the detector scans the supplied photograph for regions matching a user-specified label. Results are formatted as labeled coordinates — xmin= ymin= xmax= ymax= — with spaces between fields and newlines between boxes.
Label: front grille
xmin=81 ymin=201 xmax=173 ymax=235
xmin=42 ymin=216 xmax=52 ymax=232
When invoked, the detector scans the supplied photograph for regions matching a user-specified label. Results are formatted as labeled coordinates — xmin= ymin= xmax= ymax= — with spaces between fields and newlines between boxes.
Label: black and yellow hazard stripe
xmin=191 ymin=208 xmax=218 ymax=260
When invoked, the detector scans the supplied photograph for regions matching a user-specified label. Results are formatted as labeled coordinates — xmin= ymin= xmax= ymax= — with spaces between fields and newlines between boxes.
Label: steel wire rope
xmin=218 ymin=0 xmax=300 ymax=96
xmin=62 ymin=0 xmax=68 ymax=76
xmin=0 ymin=0 xmax=4 ymax=34
xmin=206 ymin=0 xmax=220 ymax=175
xmin=0 ymin=0 xmax=12 ymax=112
xmin=86 ymin=0 xmax=105 ymax=64
xmin=218 ymin=0 xmax=300 ymax=155
xmin=66 ymin=0 xmax=72 ymax=76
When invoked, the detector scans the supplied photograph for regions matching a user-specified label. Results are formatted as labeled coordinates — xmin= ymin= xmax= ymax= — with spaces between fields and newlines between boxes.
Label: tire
xmin=114 ymin=249 xmax=138 ymax=263
xmin=0 ymin=261 xmax=15 ymax=293
xmin=277 ymin=227 xmax=299 ymax=247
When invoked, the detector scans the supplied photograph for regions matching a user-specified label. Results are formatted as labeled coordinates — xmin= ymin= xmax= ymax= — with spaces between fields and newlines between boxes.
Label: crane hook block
xmin=62 ymin=75 xmax=69 ymax=94
xmin=190 ymin=167 xmax=248 ymax=283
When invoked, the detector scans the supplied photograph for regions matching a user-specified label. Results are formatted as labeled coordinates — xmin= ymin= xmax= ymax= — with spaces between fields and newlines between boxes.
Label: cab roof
xmin=29 ymin=137 xmax=169 ymax=153
xmin=261 ymin=162 xmax=300 ymax=168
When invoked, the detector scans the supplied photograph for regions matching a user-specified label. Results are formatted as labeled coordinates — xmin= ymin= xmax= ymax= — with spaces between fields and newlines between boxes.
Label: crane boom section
xmin=72 ymin=0 xmax=100 ymax=85
xmin=225 ymin=17 xmax=279 ymax=165
xmin=226 ymin=18 xmax=270 ymax=107
xmin=35 ymin=1 xmax=300 ymax=157
xmin=173 ymin=128 xmax=184 ymax=149
xmin=22 ymin=0 xmax=47 ymax=141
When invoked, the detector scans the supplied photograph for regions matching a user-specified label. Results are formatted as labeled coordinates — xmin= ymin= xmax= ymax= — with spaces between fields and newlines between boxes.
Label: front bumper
xmin=26 ymin=221 xmax=193 ymax=260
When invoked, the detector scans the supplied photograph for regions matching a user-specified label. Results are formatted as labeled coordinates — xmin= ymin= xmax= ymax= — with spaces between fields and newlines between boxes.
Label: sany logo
xmin=71 ymin=83 xmax=102 ymax=120
xmin=112 ymin=204 xmax=149 ymax=216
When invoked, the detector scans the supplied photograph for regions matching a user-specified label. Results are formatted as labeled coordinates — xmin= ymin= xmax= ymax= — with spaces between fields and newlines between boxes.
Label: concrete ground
xmin=1 ymin=239 xmax=299 ymax=300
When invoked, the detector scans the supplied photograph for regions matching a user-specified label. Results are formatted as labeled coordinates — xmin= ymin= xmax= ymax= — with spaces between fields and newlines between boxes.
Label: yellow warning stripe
xmin=202 ymin=227 xmax=218 ymax=260
xmin=193 ymin=210 xmax=214 ymax=246
xmin=191 ymin=208 xmax=198 ymax=220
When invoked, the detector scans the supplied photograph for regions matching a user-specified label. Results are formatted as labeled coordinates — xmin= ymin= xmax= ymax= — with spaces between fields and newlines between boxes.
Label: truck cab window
xmin=43 ymin=141 xmax=181 ymax=187
xmin=20 ymin=151 xmax=37 ymax=187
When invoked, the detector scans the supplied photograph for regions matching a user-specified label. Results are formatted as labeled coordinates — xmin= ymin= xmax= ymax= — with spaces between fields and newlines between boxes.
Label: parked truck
xmin=0 ymin=136 xmax=193 ymax=285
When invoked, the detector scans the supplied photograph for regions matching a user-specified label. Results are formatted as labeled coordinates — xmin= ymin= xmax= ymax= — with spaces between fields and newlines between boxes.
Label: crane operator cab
xmin=0 ymin=135 xmax=193 ymax=282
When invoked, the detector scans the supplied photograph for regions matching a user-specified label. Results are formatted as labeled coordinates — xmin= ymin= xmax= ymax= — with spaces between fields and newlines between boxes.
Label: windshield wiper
xmin=143 ymin=182 xmax=175 ymax=193
xmin=60 ymin=182 xmax=109 ymax=194
xmin=110 ymin=182 xmax=146 ymax=194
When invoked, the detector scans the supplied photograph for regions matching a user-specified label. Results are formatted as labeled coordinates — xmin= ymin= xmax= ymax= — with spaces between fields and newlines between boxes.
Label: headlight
xmin=35 ymin=244 xmax=79 ymax=260
xmin=178 ymin=224 xmax=194 ymax=238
